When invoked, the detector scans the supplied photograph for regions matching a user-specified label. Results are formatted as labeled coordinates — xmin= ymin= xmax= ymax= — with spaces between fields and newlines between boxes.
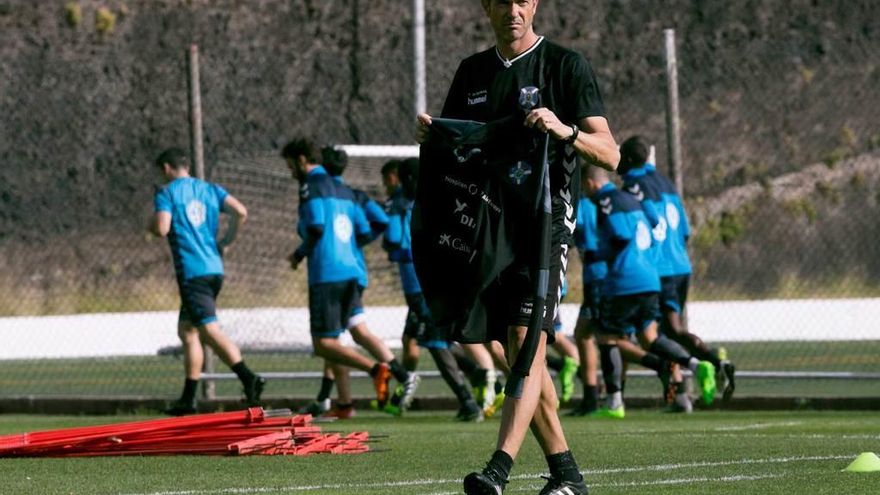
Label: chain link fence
xmin=1 ymin=1 xmax=879 ymax=402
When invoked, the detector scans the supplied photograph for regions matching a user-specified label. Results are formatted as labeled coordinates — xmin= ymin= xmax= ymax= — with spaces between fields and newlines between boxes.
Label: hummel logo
xmin=454 ymin=199 xmax=467 ymax=214
xmin=627 ymin=184 xmax=644 ymax=201
xmin=439 ymin=234 xmax=451 ymax=246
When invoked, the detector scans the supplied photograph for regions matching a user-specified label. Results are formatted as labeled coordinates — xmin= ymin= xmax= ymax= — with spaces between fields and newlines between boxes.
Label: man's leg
xmin=350 ymin=322 xmax=413 ymax=382
xmin=464 ymin=328 xmax=549 ymax=493
xmin=312 ymin=336 xmax=374 ymax=372
xmin=571 ymin=316 xmax=599 ymax=415
xmin=428 ymin=345 xmax=482 ymax=421
xmin=496 ymin=327 xmax=555 ymax=457
xmin=596 ymin=334 xmax=625 ymax=417
xmin=198 ymin=321 xmax=265 ymax=405
xmin=299 ymin=360 xmax=334 ymax=416
xmin=640 ymin=322 xmax=716 ymax=405
xmin=487 ymin=341 xmax=511 ymax=374
xmin=167 ymin=321 xmax=202 ymax=415
xmin=327 ymin=363 xmax=355 ymax=419
xmin=460 ymin=343 xmax=503 ymax=415
xmin=465 ymin=328 xmax=586 ymax=494
xmin=402 ymin=335 xmax=420 ymax=371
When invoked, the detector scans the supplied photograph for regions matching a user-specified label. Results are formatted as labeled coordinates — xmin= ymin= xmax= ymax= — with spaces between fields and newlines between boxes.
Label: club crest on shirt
xmin=508 ymin=161 xmax=532 ymax=185
xmin=334 ymin=214 xmax=353 ymax=243
xmin=186 ymin=200 xmax=206 ymax=227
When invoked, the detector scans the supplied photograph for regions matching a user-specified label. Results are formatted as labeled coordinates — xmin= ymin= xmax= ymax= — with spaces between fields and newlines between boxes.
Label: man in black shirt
xmin=416 ymin=1 xmax=619 ymax=493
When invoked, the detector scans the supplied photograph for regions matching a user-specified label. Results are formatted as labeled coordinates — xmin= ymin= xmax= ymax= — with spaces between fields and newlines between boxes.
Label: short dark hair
xmin=155 ymin=148 xmax=189 ymax=170
xmin=281 ymin=138 xmax=319 ymax=163
xmin=381 ymin=159 xmax=400 ymax=177
xmin=321 ymin=146 xmax=348 ymax=177
xmin=398 ymin=158 xmax=420 ymax=199
xmin=618 ymin=135 xmax=650 ymax=174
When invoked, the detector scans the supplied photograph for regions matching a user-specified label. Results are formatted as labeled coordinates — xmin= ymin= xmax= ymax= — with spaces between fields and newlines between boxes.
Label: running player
xmin=299 ymin=146 xmax=390 ymax=419
xmin=282 ymin=138 xmax=418 ymax=412
xmin=149 ymin=148 xmax=265 ymax=416
xmin=587 ymin=165 xmax=716 ymax=419
xmin=618 ymin=136 xmax=736 ymax=402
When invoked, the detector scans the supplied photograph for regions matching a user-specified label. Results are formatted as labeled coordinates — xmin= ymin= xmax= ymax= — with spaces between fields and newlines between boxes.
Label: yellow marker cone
xmin=842 ymin=452 xmax=880 ymax=473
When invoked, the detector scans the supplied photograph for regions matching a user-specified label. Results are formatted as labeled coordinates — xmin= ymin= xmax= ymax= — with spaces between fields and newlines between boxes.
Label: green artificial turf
xmin=0 ymin=411 xmax=878 ymax=494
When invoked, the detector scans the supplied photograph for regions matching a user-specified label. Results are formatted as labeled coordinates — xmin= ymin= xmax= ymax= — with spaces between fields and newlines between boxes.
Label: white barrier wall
xmin=2 ymin=299 xmax=879 ymax=359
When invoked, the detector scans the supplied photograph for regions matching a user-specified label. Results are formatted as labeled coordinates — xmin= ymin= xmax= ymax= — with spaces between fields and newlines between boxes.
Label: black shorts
xmin=346 ymin=285 xmax=367 ymax=329
xmin=484 ymin=240 xmax=567 ymax=344
xmin=578 ymin=279 xmax=604 ymax=321
xmin=599 ymin=292 xmax=660 ymax=337
xmin=403 ymin=292 xmax=451 ymax=349
xmin=660 ymin=274 xmax=690 ymax=314
xmin=309 ymin=279 xmax=362 ymax=338
xmin=179 ymin=275 xmax=223 ymax=326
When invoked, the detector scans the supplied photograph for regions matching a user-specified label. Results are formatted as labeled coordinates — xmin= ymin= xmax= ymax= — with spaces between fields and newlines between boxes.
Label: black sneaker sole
xmin=464 ymin=472 xmax=504 ymax=495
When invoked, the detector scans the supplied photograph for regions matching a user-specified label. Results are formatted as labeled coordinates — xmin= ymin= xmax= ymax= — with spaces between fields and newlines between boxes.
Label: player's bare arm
xmin=218 ymin=195 xmax=248 ymax=252
xmin=149 ymin=211 xmax=171 ymax=238
xmin=525 ymin=108 xmax=619 ymax=171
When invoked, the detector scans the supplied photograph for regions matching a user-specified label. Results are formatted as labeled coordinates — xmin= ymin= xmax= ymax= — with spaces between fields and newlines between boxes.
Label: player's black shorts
xmin=309 ymin=279 xmax=362 ymax=338
xmin=178 ymin=275 xmax=223 ymax=326
xmin=403 ymin=292 xmax=450 ymax=349
xmin=484 ymin=240 xmax=567 ymax=344
xmin=660 ymin=274 xmax=690 ymax=314
xmin=599 ymin=292 xmax=660 ymax=337
xmin=579 ymin=279 xmax=604 ymax=321
xmin=345 ymin=285 xmax=367 ymax=329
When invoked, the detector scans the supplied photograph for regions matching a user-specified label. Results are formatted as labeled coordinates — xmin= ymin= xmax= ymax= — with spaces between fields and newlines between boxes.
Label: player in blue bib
xmin=283 ymin=139 xmax=418 ymax=413
xmin=619 ymin=136 xmax=735 ymax=402
xmin=587 ymin=166 xmax=716 ymax=418
xmin=150 ymin=148 xmax=265 ymax=416
xmin=298 ymin=146 xmax=391 ymax=419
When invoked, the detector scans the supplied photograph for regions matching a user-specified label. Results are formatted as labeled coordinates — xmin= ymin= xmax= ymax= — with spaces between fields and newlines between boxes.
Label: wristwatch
xmin=564 ymin=123 xmax=579 ymax=144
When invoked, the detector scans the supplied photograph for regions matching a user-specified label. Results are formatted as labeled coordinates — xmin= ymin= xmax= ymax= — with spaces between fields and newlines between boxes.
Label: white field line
xmin=510 ymin=473 xmax=784 ymax=492
xmin=714 ymin=421 xmax=803 ymax=431
xmin=604 ymin=421 xmax=805 ymax=436
xmin=424 ymin=474 xmax=786 ymax=495
xmin=610 ymin=432 xmax=880 ymax=441
xmin=118 ymin=454 xmax=848 ymax=495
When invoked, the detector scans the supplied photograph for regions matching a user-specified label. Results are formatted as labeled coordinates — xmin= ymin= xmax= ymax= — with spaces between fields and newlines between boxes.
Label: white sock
xmin=608 ymin=391 xmax=624 ymax=409
xmin=687 ymin=357 xmax=700 ymax=373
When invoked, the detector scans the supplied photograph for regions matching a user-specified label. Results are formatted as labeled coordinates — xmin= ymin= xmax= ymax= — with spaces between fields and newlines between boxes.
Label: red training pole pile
xmin=0 ymin=408 xmax=370 ymax=457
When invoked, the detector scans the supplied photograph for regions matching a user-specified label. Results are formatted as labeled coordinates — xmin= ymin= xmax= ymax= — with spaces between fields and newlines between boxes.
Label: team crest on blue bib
xmin=508 ymin=161 xmax=532 ymax=185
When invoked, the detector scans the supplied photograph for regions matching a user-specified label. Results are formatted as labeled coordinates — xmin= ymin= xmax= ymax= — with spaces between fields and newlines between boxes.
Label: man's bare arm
xmin=525 ymin=109 xmax=619 ymax=172
xmin=571 ymin=116 xmax=620 ymax=172
xmin=149 ymin=211 xmax=172 ymax=237
xmin=218 ymin=195 xmax=248 ymax=251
